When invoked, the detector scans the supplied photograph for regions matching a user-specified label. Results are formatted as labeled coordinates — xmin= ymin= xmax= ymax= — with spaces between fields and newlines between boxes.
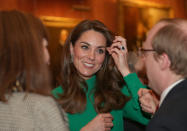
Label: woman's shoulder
xmin=0 ymin=93 xmax=69 ymax=130
xmin=11 ymin=93 xmax=55 ymax=106
xmin=27 ymin=93 xmax=55 ymax=104
xmin=22 ymin=93 xmax=63 ymax=120
xmin=4 ymin=93 xmax=56 ymax=108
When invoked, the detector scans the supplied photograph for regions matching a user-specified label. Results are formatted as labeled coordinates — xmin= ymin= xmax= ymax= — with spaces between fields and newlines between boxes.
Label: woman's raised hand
xmin=107 ymin=36 xmax=130 ymax=77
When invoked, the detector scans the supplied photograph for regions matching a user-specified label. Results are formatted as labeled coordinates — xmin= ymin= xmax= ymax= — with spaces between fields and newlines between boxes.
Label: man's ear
xmin=158 ymin=53 xmax=171 ymax=70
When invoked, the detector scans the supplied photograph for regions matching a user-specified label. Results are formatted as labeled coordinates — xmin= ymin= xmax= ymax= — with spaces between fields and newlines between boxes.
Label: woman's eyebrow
xmin=80 ymin=41 xmax=90 ymax=45
xmin=80 ymin=41 xmax=106 ymax=48
xmin=97 ymin=46 xmax=106 ymax=49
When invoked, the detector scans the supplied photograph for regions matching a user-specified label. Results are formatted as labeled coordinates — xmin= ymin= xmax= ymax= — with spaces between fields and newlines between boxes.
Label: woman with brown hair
xmin=52 ymin=20 xmax=149 ymax=131
xmin=0 ymin=10 xmax=69 ymax=131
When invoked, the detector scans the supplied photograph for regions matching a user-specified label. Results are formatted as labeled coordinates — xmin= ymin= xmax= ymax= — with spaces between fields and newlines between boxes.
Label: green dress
xmin=52 ymin=73 xmax=150 ymax=131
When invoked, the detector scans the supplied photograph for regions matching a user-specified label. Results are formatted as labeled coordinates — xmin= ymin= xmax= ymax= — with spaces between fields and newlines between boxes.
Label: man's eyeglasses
xmin=138 ymin=48 xmax=156 ymax=57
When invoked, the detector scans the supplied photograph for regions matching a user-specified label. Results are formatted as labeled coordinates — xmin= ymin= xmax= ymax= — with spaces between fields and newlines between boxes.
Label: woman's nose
xmin=88 ymin=50 xmax=95 ymax=60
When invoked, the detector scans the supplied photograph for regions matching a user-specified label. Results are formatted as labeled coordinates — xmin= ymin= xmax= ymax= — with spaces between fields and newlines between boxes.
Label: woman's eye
xmin=81 ymin=45 xmax=88 ymax=50
xmin=97 ymin=48 xmax=105 ymax=54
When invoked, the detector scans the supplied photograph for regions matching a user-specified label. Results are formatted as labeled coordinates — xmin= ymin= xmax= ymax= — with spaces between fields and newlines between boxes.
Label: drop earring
xmin=71 ymin=54 xmax=74 ymax=63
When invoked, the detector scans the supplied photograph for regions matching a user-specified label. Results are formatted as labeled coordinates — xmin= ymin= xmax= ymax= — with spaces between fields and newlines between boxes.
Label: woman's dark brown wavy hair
xmin=59 ymin=20 xmax=129 ymax=113
xmin=0 ymin=10 xmax=52 ymax=102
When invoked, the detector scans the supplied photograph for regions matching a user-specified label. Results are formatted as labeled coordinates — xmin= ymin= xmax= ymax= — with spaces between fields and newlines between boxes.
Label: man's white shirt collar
xmin=159 ymin=79 xmax=184 ymax=106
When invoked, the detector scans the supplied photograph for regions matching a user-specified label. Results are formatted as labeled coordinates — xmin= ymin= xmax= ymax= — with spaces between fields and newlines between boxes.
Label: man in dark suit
xmin=140 ymin=19 xmax=187 ymax=131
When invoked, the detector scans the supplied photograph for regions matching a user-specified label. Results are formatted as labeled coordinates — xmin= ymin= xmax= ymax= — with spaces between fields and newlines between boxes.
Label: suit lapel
xmin=160 ymin=79 xmax=187 ymax=109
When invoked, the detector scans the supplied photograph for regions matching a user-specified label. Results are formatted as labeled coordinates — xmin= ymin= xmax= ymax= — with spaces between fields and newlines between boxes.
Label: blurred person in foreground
xmin=0 ymin=10 xmax=69 ymax=131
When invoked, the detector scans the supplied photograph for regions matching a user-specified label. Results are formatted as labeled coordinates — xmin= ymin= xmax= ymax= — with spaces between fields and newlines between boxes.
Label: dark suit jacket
xmin=146 ymin=79 xmax=187 ymax=131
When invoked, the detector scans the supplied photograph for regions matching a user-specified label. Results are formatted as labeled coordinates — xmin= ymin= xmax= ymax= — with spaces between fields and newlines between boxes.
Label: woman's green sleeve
xmin=122 ymin=73 xmax=150 ymax=125
xmin=52 ymin=86 xmax=63 ymax=99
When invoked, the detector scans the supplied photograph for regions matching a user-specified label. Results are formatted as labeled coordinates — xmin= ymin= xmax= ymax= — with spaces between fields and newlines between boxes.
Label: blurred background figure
xmin=128 ymin=51 xmax=148 ymax=85
xmin=0 ymin=10 xmax=69 ymax=131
